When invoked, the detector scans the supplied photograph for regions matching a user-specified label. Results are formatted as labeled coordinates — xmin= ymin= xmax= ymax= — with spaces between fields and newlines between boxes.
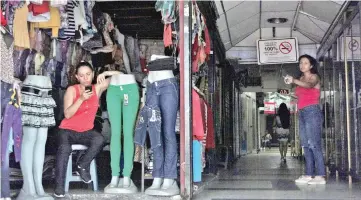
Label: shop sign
xmin=264 ymin=102 xmax=276 ymax=114
xmin=340 ymin=37 xmax=361 ymax=60
xmin=257 ymin=38 xmax=299 ymax=65
xmin=277 ymin=89 xmax=290 ymax=95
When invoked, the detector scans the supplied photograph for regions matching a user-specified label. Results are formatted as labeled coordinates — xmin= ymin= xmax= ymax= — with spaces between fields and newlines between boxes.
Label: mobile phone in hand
xmin=85 ymin=85 xmax=92 ymax=92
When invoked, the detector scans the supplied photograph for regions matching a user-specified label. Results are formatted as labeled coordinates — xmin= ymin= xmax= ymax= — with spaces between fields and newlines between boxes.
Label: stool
xmin=65 ymin=144 xmax=98 ymax=192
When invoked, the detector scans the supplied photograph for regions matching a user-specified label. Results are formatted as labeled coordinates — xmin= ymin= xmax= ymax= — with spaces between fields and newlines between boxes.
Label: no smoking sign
xmin=348 ymin=39 xmax=359 ymax=51
xmin=279 ymin=42 xmax=292 ymax=54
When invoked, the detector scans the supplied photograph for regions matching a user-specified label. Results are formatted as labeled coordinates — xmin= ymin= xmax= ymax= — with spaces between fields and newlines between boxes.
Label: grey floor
xmin=193 ymin=148 xmax=361 ymax=200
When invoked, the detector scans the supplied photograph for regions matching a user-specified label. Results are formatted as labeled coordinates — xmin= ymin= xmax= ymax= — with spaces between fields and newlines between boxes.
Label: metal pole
xmin=343 ymin=13 xmax=352 ymax=184
xmin=322 ymin=60 xmax=329 ymax=171
xmin=350 ymin=23 xmax=359 ymax=175
xmin=179 ymin=0 xmax=192 ymax=198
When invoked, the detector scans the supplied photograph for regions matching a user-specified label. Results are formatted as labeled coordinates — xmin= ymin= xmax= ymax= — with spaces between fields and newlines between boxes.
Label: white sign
xmin=257 ymin=38 xmax=299 ymax=65
xmin=340 ymin=36 xmax=361 ymax=60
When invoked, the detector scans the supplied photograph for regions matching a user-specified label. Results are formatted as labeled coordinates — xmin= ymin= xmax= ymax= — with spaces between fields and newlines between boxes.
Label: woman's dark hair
xmin=278 ymin=103 xmax=290 ymax=129
xmin=298 ymin=54 xmax=320 ymax=77
xmin=75 ymin=61 xmax=93 ymax=74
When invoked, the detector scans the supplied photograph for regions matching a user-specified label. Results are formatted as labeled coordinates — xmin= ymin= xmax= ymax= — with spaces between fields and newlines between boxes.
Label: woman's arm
xmin=289 ymin=74 xmax=319 ymax=88
xmin=95 ymin=71 xmax=122 ymax=95
xmin=63 ymin=86 xmax=84 ymax=119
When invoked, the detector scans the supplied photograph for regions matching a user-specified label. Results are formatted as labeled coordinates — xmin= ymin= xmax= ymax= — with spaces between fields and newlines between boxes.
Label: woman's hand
xmin=97 ymin=73 xmax=106 ymax=84
xmin=80 ymin=90 xmax=93 ymax=101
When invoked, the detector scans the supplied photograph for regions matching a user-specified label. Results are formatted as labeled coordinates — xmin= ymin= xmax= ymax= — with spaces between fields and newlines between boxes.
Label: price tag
xmin=124 ymin=94 xmax=129 ymax=106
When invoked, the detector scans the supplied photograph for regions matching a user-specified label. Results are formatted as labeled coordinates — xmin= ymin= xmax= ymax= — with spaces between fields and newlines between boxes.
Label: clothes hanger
xmin=8 ymin=89 xmax=19 ymax=108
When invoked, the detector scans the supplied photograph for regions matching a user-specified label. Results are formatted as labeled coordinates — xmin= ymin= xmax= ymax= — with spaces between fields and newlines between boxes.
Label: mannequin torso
xmin=110 ymin=74 xmax=136 ymax=85
xmin=147 ymin=54 xmax=175 ymax=83
xmin=148 ymin=70 xmax=174 ymax=83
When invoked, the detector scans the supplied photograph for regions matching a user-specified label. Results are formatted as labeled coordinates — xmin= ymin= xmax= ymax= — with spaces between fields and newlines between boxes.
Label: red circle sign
xmin=279 ymin=42 xmax=292 ymax=54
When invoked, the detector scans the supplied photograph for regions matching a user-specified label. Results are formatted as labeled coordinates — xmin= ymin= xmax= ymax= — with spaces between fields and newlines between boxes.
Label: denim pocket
xmin=148 ymin=108 xmax=162 ymax=149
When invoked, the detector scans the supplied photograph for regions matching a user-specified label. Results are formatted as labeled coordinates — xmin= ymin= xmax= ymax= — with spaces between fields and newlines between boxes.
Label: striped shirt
xmin=58 ymin=0 xmax=76 ymax=41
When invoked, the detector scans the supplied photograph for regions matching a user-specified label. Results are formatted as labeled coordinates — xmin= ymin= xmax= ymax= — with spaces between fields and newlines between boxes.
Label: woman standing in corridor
xmin=285 ymin=54 xmax=326 ymax=185
xmin=275 ymin=103 xmax=290 ymax=163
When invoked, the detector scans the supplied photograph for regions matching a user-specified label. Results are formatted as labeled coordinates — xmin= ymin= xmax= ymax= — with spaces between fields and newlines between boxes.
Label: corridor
xmin=193 ymin=149 xmax=361 ymax=200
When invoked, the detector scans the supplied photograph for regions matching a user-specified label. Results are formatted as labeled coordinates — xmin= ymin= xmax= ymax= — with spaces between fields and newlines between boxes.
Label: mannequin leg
xmin=122 ymin=85 xmax=139 ymax=180
xmin=19 ymin=127 xmax=38 ymax=196
xmin=106 ymin=86 xmax=123 ymax=185
xmin=159 ymin=82 xmax=179 ymax=180
xmin=33 ymin=127 xmax=50 ymax=196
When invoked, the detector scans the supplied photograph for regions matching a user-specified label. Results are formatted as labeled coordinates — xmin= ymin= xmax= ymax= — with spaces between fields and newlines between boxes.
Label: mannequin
xmin=104 ymin=73 xmax=139 ymax=194
xmin=140 ymin=55 xmax=180 ymax=196
xmin=17 ymin=75 xmax=56 ymax=200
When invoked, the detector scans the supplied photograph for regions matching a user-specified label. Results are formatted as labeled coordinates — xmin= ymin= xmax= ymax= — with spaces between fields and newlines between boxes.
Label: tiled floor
xmin=193 ymin=148 xmax=361 ymax=200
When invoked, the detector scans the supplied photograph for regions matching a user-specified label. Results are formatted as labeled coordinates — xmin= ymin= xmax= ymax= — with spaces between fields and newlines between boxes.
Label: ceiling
xmin=96 ymin=1 xmax=163 ymax=39
xmin=215 ymin=0 xmax=347 ymax=51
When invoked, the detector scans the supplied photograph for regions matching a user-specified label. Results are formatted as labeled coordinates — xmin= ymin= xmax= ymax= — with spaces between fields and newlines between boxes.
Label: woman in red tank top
xmin=285 ymin=55 xmax=326 ymax=185
xmin=54 ymin=61 xmax=121 ymax=197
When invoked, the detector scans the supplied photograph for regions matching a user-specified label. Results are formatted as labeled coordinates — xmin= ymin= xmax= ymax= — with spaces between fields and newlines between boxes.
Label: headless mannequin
xmin=17 ymin=76 xmax=53 ymax=200
xmin=104 ymin=73 xmax=138 ymax=194
xmin=144 ymin=55 xmax=179 ymax=196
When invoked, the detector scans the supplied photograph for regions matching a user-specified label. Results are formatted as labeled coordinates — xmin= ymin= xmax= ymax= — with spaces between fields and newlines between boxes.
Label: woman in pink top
xmin=54 ymin=61 xmax=121 ymax=197
xmin=285 ymin=54 xmax=326 ymax=185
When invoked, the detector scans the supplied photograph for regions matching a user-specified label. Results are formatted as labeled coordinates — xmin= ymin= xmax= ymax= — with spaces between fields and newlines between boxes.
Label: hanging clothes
xmin=58 ymin=0 xmax=76 ymax=41
xmin=13 ymin=4 xmax=30 ymax=48
xmin=1 ymin=89 xmax=22 ymax=163
xmin=192 ymin=89 xmax=205 ymax=141
xmin=30 ymin=6 xmax=61 ymax=38
xmin=0 ymin=34 xmax=15 ymax=84
xmin=27 ymin=1 xmax=50 ymax=22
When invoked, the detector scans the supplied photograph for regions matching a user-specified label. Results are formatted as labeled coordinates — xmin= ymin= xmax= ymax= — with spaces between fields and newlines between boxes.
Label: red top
xmin=295 ymin=86 xmax=320 ymax=110
xmin=59 ymin=85 xmax=99 ymax=132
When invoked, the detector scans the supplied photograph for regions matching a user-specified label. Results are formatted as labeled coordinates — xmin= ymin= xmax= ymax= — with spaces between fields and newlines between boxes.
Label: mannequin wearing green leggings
xmin=105 ymin=74 xmax=139 ymax=193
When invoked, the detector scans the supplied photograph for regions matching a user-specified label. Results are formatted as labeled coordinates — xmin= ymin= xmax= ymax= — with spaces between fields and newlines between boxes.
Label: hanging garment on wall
xmin=50 ymin=0 xmax=67 ymax=8
xmin=192 ymin=89 xmax=205 ymax=141
xmin=0 ymin=34 xmax=15 ymax=84
xmin=13 ymin=49 xmax=30 ymax=81
xmin=13 ymin=5 xmax=30 ymax=48
xmin=30 ymin=6 xmax=61 ymax=38
xmin=73 ymin=0 xmax=88 ymax=30
xmin=205 ymin=103 xmax=215 ymax=149
xmin=193 ymin=140 xmax=202 ymax=182
xmin=163 ymin=24 xmax=172 ymax=47
xmin=155 ymin=0 xmax=176 ymax=24
xmin=1 ymin=87 xmax=22 ymax=163
xmin=5 ymin=1 xmax=25 ymax=36
xmin=1 ymin=9 xmax=7 ymax=26
xmin=58 ymin=0 xmax=76 ymax=41
xmin=27 ymin=1 xmax=50 ymax=22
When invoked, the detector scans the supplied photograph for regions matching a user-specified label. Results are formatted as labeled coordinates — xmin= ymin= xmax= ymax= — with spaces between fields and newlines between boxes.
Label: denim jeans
xmin=299 ymin=104 xmax=326 ymax=176
xmin=1 ymin=104 xmax=22 ymax=162
xmin=135 ymin=78 xmax=179 ymax=179
xmin=1 ymin=128 xmax=12 ymax=198
xmin=55 ymin=128 xmax=105 ymax=193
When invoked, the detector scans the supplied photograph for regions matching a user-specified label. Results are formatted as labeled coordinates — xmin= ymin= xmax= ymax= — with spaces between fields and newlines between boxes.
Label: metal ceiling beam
xmin=259 ymin=1 xmax=262 ymax=39
xmin=220 ymin=0 xmax=233 ymax=46
xmin=291 ymin=0 xmax=302 ymax=36
xmin=296 ymin=28 xmax=319 ymax=43
xmin=316 ymin=0 xmax=352 ymax=59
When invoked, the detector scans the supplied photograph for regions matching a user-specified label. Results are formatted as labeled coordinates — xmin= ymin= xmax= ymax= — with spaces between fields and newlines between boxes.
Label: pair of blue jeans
xmin=134 ymin=78 xmax=179 ymax=179
xmin=299 ymin=104 xmax=326 ymax=176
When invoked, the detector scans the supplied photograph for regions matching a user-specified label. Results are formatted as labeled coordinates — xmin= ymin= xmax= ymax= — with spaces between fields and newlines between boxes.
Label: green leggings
xmin=107 ymin=84 xmax=139 ymax=176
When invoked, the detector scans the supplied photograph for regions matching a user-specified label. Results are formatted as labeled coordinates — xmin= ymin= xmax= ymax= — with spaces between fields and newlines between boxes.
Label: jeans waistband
xmin=21 ymin=86 xmax=52 ymax=97
xmin=147 ymin=78 xmax=177 ymax=88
